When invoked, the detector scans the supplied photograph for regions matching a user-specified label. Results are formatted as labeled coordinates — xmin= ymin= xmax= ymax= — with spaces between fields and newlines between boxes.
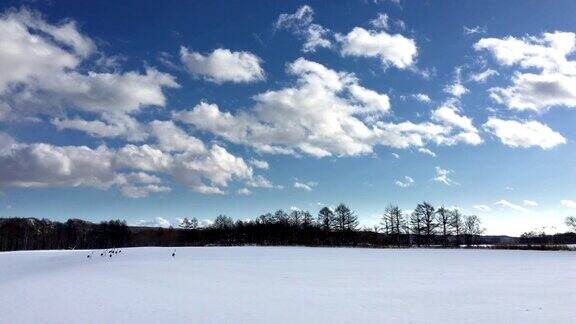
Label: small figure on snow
xmin=171 ymin=249 xmax=176 ymax=257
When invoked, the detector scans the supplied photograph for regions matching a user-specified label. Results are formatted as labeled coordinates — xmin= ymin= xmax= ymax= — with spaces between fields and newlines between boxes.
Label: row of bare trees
xmin=176 ymin=202 xmax=483 ymax=247
xmin=379 ymin=202 xmax=484 ymax=247
xmin=1 ymin=202 xmax=493 ymax=251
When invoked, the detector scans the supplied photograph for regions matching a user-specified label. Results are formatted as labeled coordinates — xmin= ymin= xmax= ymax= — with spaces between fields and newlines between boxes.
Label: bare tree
xmin=213 ymin=215 xmax=234 ymax=230
xmin=179 ymin=217 xmax=198 ymax=230
xmin=317 ymin=207 xmax=335 ymax=232
xmin=274 ymin=210 xmax=289 ymax=225
xmin=414 ymin=202 xmax=436 ymax=246
xmin=463 ymin=215 xmax=484 ymax=246
xmin=289 ymin=210 xmax=303 ymax=227
xmin=409 ymin=209 xmax=424 ymax=247
xmin=436 ymin=206 xmax=451 ymax=247
xmin=380 ymin=205 xmax=395 ymax=236
xmin=334 ymin=203 xmax=358 ymax=232
xmin=381 ymin=204 xmax=405 ymax=246
xmin=449 ymin=209 xmax=463 ymax=246
xmin=301 ymin=211 xmax=315 ymax=228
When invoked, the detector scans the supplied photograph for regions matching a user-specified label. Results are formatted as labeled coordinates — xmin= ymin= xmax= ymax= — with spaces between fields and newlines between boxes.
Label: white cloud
xmin=412 ymin=93 xmax=431 ymax=103
xmin=294 ymin=180 xmax=317 ymax=191
xmin=431 ymin=102 xmax=482 ymax=146
xmin=494 ymin=200 xmax=529 ymax=213
xmin=348 ymin=84 xmax=391 ymax=113
xmin=432 ymin=103 xmax=475 ymax=133
xmin=444 ymin=83 xmax=469 ymax=98
xmin=136 ymin=217 xmax=172 ymax=228
xmin=433 ymin=166 xmax=458 ymax=186
xmin=175 ymin=59 xmax=480 ymax=158
xmin=0 ymin=8 xmax=178 ymax=125
xmin=395 ymin=176 xmax=414 ymax=188
xmin=336 ymin=27 xmax=417 ymax=69
xmin=463 ymin=26 xmax=486 ymax=35
xmin=475 ymin=31 xmax=576 ymax=111
xmin=0 ymin=9 xmax=265 ymax=197
xmin=246 ymin=175 xmax=282 ymax=189
xmin=523 ymin=199 xmax=538 ymax=207
xmin=473 ymin=204 xmax=492 ymax=212
xmin=115 ymin=144 xmax=173 ymax=172
xmin=120 ymin=184 xmax=171 ymax=198
xmin=443 ymin=68 xmax=469 ymax=99
xmin=237 ymin=188 xmax=252 ymax=196
xmin=475 ymin=32 xmax=576 ymax=74
xmin=148 ymin=120 xmax=205 ymax=153
xmin=170 ymin=145 xmax=253 ymax=193
xmin=470 ymin=69 xmax=498 ymax=83
xmin=0 ymin=142 xmax=117 ymax=188
xmin=274 ymin=5 xmax=332 ymax=53
xmin=561 ymin=199 xmax=576 ymax=209
xmin=370 ymin=13 xmax=389 ymax=30
xmin=0 ymin=136 xmax=252 ymax=196
xmin=121 ymin=172 xmax=162 ymax=185
xmin=483 ymin=117 xmax=566 ymax=149
xmin=52 ymin=113 xmax=148 ymax=142
xmin=249 ymin=159 xmax=269 ymax=169
xmin=489 ymin=72 xmax=576 ymax=111
xmin=417 ymin=148 xmax=436 ymax=157
xmin=180 ymin=47 xmax=265 ymax=83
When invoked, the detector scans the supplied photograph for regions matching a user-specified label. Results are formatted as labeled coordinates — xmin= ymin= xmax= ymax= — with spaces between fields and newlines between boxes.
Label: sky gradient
xmin=1 ymin=0 xmax=576 ymax=235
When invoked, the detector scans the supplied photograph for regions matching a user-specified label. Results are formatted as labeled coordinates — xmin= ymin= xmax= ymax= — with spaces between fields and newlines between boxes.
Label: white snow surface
xmin=1 ymin=247 xmax=575 ymax=323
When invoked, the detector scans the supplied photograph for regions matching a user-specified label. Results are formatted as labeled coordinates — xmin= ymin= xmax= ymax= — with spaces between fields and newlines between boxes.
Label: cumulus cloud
xmin=0 ymin=142 xmax=117 ymax=188
xmin=430 ymin=102 xmax=482 ymax=146
xmin=249 ymin=159 xmax=269 ymax=169
xmin=336 ymin=27 xmax=417 ymax=69
xmin=294 ymin=180 xmax=317 ymax=191
xmin=443 ymin=68 xmax=468 ymax=98
xmin=475 ymin=31 xmax=576 ymax=111
xmin=561 ymin=199 xmax=576 ymax=209
xmin=52 ymin=113 xmax=148 ymax=142
xmin=494 ymin=200 xmax=529 ymax=213
xmin=483 ymin=118 xmax=566 ymax=149
xmin=274 ymin=5 xmax=332 ymax=52
xmin=412 ymin=93 xmax=431 ymax=103
xmin=417 ymin=148 xmax=436 ymax=157
xmin=175 ymin=59 xmax=481 ymax=158
xmin=148 ymin=120 xmax=205 ymax=153
xmin=444 ymin=83 xmax=469 ymax=98
xmin=0 ymin=8 xmax=178 ymax=128
xmin=395 ymin=176 xmax=414 ymax=188
xmin=180 ymin=47 xmax=265 ymax=83
xmin=246 ymin=175 xmax=282 ymax=189
xmin=433 ymin=167 xmax=458 ymax=186
xmin=0 ymin=134 xmax=253 ymax=197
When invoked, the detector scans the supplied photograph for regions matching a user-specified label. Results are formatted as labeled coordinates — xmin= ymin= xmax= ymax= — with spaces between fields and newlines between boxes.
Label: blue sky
xmin=1 ymin=0 xmax=576 ymax=235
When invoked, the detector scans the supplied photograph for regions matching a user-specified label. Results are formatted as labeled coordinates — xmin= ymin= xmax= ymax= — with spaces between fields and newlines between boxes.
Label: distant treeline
xmin=2 ymin=203 xmax=576 ymax=252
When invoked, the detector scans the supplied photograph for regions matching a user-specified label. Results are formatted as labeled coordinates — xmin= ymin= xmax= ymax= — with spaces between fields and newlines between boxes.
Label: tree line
xmin=1 ymin=203 xmax=575 ymax=252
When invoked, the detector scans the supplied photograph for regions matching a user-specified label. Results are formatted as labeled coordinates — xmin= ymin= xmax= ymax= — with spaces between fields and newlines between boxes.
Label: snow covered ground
xmin=1 ymin=247 xmax=575 ymax=323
